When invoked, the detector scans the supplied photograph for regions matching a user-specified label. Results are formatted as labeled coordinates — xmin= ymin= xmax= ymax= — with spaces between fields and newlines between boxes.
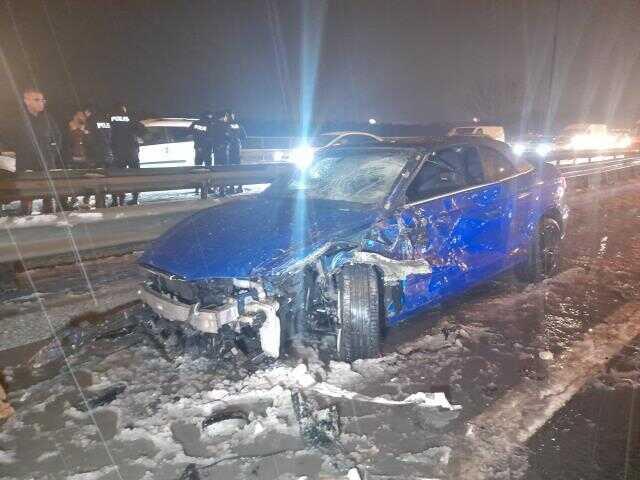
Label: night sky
xmin=1 ymin=0 xmax=640 ymax=131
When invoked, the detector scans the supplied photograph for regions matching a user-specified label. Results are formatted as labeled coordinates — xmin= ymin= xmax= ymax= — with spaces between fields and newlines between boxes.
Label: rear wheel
xmin=336 ymin=264 xmax=382 ymax=362
xmin=516 ymin=217 xmax=562 ymax=282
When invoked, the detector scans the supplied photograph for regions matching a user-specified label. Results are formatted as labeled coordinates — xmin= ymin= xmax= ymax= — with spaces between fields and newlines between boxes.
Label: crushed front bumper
xmin=138 ymin=283 xmax=281 ymax=357
xmin=138 ymin=284 xmax=239 ymax=334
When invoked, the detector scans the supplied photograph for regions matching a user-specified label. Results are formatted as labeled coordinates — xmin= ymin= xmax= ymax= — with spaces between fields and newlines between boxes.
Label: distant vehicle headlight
xmin=290 ymin=146 xmax=315 ymax=169
xmin=617 ymin=135 xmax=632 ymax=149
xmin=512 ymin=143 xmax=526 ymax=156
xmin=535 ymin=143 xmax=553 ymax=156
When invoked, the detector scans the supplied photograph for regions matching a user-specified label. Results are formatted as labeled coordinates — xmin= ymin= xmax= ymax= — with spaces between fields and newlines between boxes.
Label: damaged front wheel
xmin=336 ymin=264 xmax=382 ymax=362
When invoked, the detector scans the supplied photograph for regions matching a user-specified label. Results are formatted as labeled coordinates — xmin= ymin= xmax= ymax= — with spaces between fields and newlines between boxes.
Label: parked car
xmin=139 ymin=118 xmax=196 ymax=168
xmin=138 ymin=136 xmax=568 ymax=362
xmin=512 ymin=134 xmax=556 ymax=157
xmin=447 ymin=125 xmax=505 ymax=142
xmin=284 ymin=131 xmax=384 ymax=167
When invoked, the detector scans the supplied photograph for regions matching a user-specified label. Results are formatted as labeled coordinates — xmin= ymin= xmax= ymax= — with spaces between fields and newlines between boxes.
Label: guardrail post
xmin=200 ymin=180 xmax=209 ymax=199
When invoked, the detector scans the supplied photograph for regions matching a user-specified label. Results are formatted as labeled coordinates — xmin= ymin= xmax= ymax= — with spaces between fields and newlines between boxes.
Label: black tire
xmin=516 ymin=217 xmax=562 ymax=282
xmin=336 ymin=264 xmax=382 ymax=362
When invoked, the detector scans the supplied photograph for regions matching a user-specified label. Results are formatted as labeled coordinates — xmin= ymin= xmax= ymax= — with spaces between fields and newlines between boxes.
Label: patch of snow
xmin=347 ymin=467 xmax=362 ymax=480
xmin=539 ymin=350 xmax=554 ymax=361
xmin=36 ymin=450 xmax=60 ymax=462
xmin=67 ymin=465 xmax=119 ymax=480
xmin=0 ymin=449 xmax=16 ymax=464
xmin=291 ymin=364 xmax=316 ymax=388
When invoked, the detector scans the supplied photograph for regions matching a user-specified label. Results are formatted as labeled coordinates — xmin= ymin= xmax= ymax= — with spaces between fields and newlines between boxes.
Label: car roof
xmin=142 ymin=118 xmax=197 ymax=127
xmin=349 ymin=135 xmax=517 ymax=158
xmin=321 ymin=131 xmax=382 ymax=138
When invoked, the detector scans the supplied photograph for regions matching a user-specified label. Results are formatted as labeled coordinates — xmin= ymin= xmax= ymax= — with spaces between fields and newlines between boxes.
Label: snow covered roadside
xmin=0 ymin=194 xmax=253 ymax=230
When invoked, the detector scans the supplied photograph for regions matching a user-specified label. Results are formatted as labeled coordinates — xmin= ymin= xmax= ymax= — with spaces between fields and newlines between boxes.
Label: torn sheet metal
xmin=350 ymin=251 xmax=431 ymax=282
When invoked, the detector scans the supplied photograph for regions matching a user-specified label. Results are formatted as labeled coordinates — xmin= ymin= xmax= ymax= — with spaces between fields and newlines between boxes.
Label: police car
xmin=139 ymin=118 xmax=197 ymax=168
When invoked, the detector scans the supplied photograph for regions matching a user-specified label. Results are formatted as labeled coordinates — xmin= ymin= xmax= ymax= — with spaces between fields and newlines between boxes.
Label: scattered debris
xmin=539 ymin=350 xmax=554 ymax=361
xmin=292 ymin=391 xmax=341 ymax=448
xmin=201 ymin=408 xmax=249 ymax=430
xmin=77 ymin=384 xmax=126 ymax=411
xmin=178 ymin=463 xmax=200 ymax=480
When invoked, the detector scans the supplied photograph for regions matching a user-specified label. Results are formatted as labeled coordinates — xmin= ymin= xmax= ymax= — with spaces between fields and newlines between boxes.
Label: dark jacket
xmin=85 ymin=115 xmax=114 ymax=167
xmin=11 ymin=111 xmax=62 ymax=172
xmin=189 ymin=118 xmax=214 ymax=148
xmin=109 ymin=112 xmax=144 ymax=154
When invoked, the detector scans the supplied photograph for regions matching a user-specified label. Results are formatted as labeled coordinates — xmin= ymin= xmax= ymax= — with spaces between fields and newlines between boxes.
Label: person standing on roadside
xmin=81 ymin=104 xmax=114 ymax=207
xmin=226 ymin=109 xmax=247 ymax=193
xmin=109 ymin=103 xmax=145 ymax=205
xmin=11 ymin=87 xmax=63 ymax=215
xmin=211 ymin=110 xmax=231 ymax=195
xmin=189 ymin=111 xmax=214 ymax=167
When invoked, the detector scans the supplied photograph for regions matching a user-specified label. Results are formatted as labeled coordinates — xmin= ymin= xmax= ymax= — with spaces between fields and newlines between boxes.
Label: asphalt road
xmin=1 ymin=176 xmax=640 ymax=479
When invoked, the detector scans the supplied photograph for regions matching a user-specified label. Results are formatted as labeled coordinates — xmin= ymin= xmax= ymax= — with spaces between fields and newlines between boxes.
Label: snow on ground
xmin=2 ymin=180 xmax=640 ymax=479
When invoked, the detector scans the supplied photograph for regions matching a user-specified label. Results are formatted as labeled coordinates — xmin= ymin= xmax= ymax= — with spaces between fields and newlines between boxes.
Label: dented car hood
xmin=140 ymin=196 xmax=379 ymax=280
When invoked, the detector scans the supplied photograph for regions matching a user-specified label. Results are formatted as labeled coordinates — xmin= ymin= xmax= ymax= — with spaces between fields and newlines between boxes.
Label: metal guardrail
xmin=1 ymin=147 xmax=639 ymax=207
xmin=0 ymin=163 xmax=293 ymax=205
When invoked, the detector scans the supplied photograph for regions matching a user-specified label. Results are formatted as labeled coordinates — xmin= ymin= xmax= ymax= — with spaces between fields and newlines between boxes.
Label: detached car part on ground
xmin=138 ymin=137 xmax=568 ymax=362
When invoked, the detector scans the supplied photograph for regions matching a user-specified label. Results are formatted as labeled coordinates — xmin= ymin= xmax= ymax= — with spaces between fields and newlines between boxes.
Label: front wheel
xmin=516 ymin=217 xmax=562 ymax=282
xmin=336 ymin=264 xmax=382 ymax=362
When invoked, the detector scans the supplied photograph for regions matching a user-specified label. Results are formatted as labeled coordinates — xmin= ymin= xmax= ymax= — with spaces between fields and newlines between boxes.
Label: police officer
xmin=211 ymin=110 xmax=230 ymax=167
xmin=109 ymin=103 xmax=145 ymax=205
xmin=83 ymin=105 xmax=114 ymax=207
xmin=189 ymin=111 xmax=214 ymax=167
xmin=226 ymin=110 xmax=247 ymax=193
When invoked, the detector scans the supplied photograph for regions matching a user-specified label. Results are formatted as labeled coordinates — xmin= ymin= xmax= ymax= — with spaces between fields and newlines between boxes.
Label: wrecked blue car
xmin=138 ymin=136 xmax=568 ymax=361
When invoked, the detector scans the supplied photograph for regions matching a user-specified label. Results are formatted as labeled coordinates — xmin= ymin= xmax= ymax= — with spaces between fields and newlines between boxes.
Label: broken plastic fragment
xmin=292 ymin=391 xmax=341 ymax=448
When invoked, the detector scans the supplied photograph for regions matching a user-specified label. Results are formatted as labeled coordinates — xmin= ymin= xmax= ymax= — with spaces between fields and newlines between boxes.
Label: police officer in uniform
xmin=189 ymin=111 xmax=214 ymax=167
xmin=109 ymin=103 xmax=145 ymax=205
xmin=226 ymin=110 xmax=247 ymax=193
xmin=83 ymin=105 xmax=114 ymax=207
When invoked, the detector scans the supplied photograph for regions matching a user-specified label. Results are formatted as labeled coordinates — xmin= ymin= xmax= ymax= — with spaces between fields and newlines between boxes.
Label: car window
xmin=141 ymin=127 xmax=170 ymax=145
xmin=406 ymin=147 xmax=470 ymax=202
xmin=340 ymin=135 xmax=379 ymax=146
xmin=166 ymin=127 xmax=193 ymax=142
xmin=268 ymin=149 xmax=412 ymax=205
xmin=477 ymin=146 xmax=516 ymax=182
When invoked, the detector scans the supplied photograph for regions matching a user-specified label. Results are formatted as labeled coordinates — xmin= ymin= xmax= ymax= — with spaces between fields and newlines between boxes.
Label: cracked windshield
xmin=1 ymin=1 xmax=640 ymax=479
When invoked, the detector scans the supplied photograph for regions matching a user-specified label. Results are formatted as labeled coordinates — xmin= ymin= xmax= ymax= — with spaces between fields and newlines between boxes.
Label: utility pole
xmin=548 ymin=0 xmax=561 ymax=115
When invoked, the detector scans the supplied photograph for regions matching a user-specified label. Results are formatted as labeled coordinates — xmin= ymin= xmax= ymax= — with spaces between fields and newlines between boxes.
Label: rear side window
xmin=477 ymin=146 xmax=516 ymax=182
xmin=141 ymin=127 xmax=169 ymax=145
xmin=166 ymin=127 xmax=193 ymax=142
xmin=406 ymin=147 xmax=470 ymax=202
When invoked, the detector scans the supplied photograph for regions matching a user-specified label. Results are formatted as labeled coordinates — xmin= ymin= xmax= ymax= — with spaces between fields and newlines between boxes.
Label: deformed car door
xmin=398 ymin=147 xmax=472 ymax=313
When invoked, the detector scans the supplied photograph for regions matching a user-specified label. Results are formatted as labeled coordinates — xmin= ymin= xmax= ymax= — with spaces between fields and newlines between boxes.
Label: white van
xmin=447 ymin=125 xmax=505 ymax=143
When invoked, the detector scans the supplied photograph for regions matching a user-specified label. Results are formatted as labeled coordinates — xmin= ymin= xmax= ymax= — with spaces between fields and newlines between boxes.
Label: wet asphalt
xmin=1 ymin=176 xmax=640 ymax=479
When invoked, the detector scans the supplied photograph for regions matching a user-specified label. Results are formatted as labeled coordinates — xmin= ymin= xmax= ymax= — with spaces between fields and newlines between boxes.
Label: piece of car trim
xmin=138 ymin=284 xmax=238 ymax=333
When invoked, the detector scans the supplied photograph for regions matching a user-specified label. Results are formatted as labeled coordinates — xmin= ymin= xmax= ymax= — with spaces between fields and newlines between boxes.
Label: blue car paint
xmin=141 ymin=141 xmax=567 ymax=329
xmin=140 ymin=196 xmax=379 ymax=280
